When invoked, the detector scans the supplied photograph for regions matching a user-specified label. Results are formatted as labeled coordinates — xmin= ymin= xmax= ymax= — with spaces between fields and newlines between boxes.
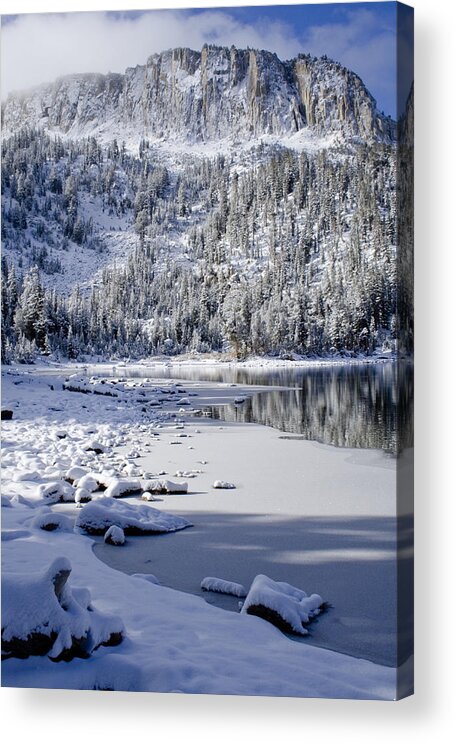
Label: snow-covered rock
xmin=83 ymin=440 xmax=107 ymax=455
xmin=75 ymin=497 xmax=192 ymax=535
xmin=37 ymin=480 xmax=76 ymax=504
xmin=13 ymin=470 xmax=44 ymax=483
xmin=76 ymin=473 xmax=100 ymax=493
xmin=65 ymin=466 xmax=88 ymax=485
xmin=213 ymin=480 xmax=236 ymax=489
xmin=103 ymin=477 xmax=142 ymax=498
xmin=201 ymin=577 xmax=247 ymax=598
xmin=141 ymin=492 xmax=157 ymax=502
xmin=104 ymin=525 xmax=125 ymax=546
xmin=75 ymin=487 xmax=92 ymax=505
xmin=141 ymin=479 xmax=188 ymax=494
xmin=122 ymin=463 xmax=143 ymax=477
xmin=1 ymin=557 xmax=124 ymax=661
xmin=32 ymin=511 xmax=73 ymax=532
xmin=241 ymin=574 xmax=325 ymax=635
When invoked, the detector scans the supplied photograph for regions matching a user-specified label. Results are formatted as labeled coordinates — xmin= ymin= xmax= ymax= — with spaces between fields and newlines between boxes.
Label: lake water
xmin=92 ymin=361 xmax=413 ymax=454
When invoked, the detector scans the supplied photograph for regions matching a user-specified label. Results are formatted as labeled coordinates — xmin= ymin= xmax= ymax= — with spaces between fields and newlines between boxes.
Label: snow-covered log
xmin=201 ymin=577 xmax=247 ymax=598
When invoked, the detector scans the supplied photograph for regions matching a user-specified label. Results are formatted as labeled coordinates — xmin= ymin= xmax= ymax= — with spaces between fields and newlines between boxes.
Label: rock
xmin=1 ymin=409 xmax=13 ymax=420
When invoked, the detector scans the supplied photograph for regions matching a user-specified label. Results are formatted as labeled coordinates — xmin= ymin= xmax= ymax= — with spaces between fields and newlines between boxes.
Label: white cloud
xmin=1 ymin=5 xmax=397 ymax=116
xmin=0 ymin=9 xmax=302 ymax=98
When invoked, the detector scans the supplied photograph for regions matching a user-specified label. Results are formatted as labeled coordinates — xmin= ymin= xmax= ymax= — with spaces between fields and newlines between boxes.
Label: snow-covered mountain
xmin=2 ymin=45 xmax=394 ymax=146
xmin=1 ymin=45 xmax=408 ymax=362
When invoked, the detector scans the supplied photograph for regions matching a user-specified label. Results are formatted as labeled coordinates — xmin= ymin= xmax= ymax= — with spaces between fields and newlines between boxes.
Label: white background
xmin=0 ymin=1 xmax=453 ymax=740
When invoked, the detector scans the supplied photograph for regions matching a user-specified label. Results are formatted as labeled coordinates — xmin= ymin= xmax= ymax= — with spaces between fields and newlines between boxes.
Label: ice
xmin=213 ymin=480 xmax=236 ymax=489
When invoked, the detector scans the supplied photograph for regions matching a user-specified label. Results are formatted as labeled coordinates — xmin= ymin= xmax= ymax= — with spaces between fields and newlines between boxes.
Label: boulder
xmin=2 ymin=557 xmax=124 ymax=661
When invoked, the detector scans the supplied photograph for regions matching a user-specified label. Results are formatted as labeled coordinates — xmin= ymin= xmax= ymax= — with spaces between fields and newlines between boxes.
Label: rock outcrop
xmin=1 ymin=45 xmax=395 ymax=145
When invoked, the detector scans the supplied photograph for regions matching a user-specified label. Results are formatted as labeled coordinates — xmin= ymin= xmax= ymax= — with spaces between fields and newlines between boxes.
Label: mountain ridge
xmin=2 ymin=44 xmax=395 ymax=147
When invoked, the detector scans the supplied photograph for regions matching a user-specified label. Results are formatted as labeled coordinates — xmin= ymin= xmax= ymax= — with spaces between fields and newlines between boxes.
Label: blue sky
xmin=2 ymin=3 xmax=413 ymax=118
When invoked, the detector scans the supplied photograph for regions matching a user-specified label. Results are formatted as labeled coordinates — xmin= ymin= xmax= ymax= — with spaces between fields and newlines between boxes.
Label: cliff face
xmin=1 ymin=45 xmax=395 ymax=144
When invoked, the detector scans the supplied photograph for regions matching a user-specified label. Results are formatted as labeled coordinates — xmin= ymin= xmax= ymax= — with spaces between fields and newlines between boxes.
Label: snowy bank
xmin=1 ymin=363 xmax=407 ymax=698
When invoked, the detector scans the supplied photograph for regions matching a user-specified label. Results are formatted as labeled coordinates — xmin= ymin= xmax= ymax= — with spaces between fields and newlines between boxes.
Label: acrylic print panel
xmin=0 ymin=1 xmax=414 ymax=700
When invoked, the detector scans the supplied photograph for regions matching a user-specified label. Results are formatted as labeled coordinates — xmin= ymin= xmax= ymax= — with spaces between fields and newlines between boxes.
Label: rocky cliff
xmin=2 ymin=45 xmax=395 ymax=145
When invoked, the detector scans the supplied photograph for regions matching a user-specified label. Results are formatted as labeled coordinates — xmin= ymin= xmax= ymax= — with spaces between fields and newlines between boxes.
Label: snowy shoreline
xmin=1 ymin=362 xmax=410 ymax=698
xmin=31 ymin=351 xmax=400 ymax=373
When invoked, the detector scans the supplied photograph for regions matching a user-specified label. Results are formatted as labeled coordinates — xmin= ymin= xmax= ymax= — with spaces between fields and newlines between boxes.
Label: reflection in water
xmin=208 ymin=363 xmax=413 ymax=454
xmin=89 ymin=361 xmax=413 ymax=454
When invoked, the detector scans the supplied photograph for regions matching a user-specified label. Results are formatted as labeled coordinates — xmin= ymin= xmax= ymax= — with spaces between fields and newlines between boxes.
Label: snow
xmin=132 ymin=573 xmax=161 ymax=586
xmin=0 ymin=362 xmax=406 ymax=698
xmin=241 ymin=574 xmax=324 ymax=635
xmin=75 ymin=497 xmax=192 ymax=535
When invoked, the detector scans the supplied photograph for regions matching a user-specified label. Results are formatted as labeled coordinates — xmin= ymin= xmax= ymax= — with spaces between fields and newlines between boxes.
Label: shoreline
xmin=1 ymin=363 xmax=410 ymax=697
xmin=2 ymin=352 xmax=404 ymax=376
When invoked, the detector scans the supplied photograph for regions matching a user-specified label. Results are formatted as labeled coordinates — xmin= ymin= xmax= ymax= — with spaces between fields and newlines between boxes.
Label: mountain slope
xmin=1 ymin=45 xmax=403 ymax=361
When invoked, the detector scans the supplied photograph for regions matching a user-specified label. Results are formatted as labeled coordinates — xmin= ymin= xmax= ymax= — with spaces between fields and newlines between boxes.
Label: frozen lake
xmin=92 ymin=361 xmax=413 ymax=668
